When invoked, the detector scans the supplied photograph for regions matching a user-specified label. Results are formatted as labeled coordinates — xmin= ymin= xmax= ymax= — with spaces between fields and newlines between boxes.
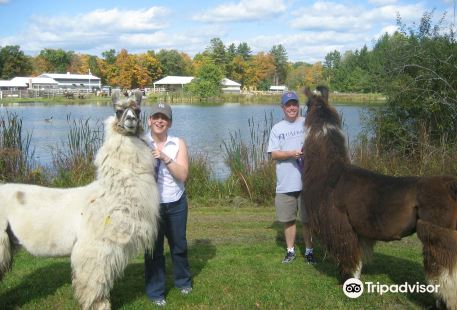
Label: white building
xmin=10 ymin=77 xmax=58 ymax=90
xmin=153 ymin=76 xmax=242 ymax=93
xmin=221 ymin=78 xmax=241 ymax=94
xmin=153 ymin=76 xmax=195 ymax=92
xmin=269 ymin=85 xmax=288 ymax=92
xmin=0 ymin=80 xmax=28 ymax=90
xmin=39 ymin=72 xmax=101 ymax=90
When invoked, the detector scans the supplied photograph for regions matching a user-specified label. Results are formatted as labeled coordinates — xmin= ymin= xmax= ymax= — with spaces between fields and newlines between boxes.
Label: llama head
xmin=111 ymin=90 xmax=143 ymax=136
xmin=304 ymin=86 xmax=329 ymax=112
xmin=303 ymin=85 xmax=341 ymax=129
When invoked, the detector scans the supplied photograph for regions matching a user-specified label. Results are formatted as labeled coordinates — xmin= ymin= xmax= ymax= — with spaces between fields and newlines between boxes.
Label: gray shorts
xmin=275 ymin=191 xmax=308 ymax=223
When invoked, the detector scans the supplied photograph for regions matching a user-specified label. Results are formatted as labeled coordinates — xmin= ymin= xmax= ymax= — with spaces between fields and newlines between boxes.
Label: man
xmin=267 ymin=91 xmax=316 ymax=264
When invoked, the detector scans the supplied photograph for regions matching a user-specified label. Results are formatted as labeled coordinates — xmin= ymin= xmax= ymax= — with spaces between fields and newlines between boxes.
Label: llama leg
xmin=352 ymin=238 xmax=375 ymax=279
xmin=321 ymin=205 xmax=363 ymax=283
xmin=353 ymin=261 xmax=363 ymax=279
xmin=417 ymin=219 xmax=457 ymax=310
xmin=71 ymin=239 xmax=128 ymax=310
xmin=0 ymin=223 xmax=13 ymax=281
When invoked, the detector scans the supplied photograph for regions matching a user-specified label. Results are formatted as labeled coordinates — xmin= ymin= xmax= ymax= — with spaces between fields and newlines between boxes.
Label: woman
xmin=144 ymin=102 xmax=192 ymax=307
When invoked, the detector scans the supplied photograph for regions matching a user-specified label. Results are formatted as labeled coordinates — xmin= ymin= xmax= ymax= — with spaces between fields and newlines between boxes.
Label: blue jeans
xmin=144 ymin=192 xmax=192 ymax=299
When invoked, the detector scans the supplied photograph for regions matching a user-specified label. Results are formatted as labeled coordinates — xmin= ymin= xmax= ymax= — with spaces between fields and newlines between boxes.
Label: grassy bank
xmin=0 ymin=91 xmax=386 ymax=105
xmin=0 ymin=206 xmax=434 ymax=309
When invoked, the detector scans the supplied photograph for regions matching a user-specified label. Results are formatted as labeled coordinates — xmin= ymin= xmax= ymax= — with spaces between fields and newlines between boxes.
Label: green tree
xmin=286 ymin=63 xmax=309 ymax=90
xmin=0 ymin=45 xmax=32 ymax=79
xmin=269 ymin=45 xmax=288 ymax=85
xmin=367 ymin=11 xmax=457 ymax=151
xmin=102 ymin=49 xmax=117 ymax=65
xmin=37 ymin=48 xmax=74 ymax=73
xmin=206 ymin=38 xmax=226 ymax=74
xmin=156 ymin=49 xmax=189 ymax=77
xmin=323 ymin=50 xmax=341 ymax=87
xmin=226 ymin=43 xmax=237 ymax=62
xmin=236 ymin=42 xmax=252 ymax=61
xmin=226 ymin=43 xmax=237 ymax=80
xmin=187 ymin=62 xmax=223 ymax=100
xmin=87 ymin=56 xmax=100 ymax=77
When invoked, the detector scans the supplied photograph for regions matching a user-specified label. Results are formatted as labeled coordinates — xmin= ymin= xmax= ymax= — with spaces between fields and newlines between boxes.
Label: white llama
xmin=0 ymin=90 xmax=160 ymax=310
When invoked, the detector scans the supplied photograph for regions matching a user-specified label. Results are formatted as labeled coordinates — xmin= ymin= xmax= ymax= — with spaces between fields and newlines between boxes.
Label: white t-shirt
xmin=144 ymin=133 xmax=185 ymax=203
xmin=267 ymin=116 xmax=306 ymax=193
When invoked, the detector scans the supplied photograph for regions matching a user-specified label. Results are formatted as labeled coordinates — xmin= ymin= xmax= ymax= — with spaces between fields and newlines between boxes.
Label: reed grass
xmin=352 ymin=130 xmax=457 ymax=177
xmin=186 ymin=154 xmax=223 ymax=203
xmin=51 ymin=115 xmax=103 ymax=187
xmin=2 ymin=111 xmax=456 ymax=205
xmin=0 ymin=111 xmax=43 ymax=183
xmin=222 ymin=112 xmax=276 ymax=204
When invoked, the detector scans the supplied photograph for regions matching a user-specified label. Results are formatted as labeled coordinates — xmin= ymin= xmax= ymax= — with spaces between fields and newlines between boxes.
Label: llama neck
xmin=95 ymin=118 xmax=155 ymax=182
xmin=303 ymin=124 xmax=350 ymax=187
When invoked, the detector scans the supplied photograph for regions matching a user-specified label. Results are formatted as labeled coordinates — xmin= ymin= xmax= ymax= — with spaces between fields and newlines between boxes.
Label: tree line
xmin=0 ymin=39 xmax=293 ymax=91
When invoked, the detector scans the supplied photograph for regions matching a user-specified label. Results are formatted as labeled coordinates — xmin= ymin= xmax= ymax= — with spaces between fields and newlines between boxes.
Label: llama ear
xmin=316 ymin=86 xmax=329 ymax=101
xmin=134 ymin=90 xmax=142 ymax=107
xmin=112 ymin=89 xmax=121 ymax=106
xmin=303 ymin=87 xmax=313 ymax=98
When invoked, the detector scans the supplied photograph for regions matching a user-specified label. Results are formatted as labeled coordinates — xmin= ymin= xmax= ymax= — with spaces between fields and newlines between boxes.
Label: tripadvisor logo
xmin=342 ymin=278 xmax=440 ymax=298
xmin=343 ymin=278 xmax=364 ymax=298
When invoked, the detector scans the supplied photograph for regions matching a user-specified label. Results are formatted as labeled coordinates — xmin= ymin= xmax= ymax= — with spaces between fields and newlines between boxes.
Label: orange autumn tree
xmin=245 ymin=52 xmax=276 ymax=90
xmin=304 ymin=62 xmax=323 ymax=88
xmin=67 ymin=53 xmax=87 ymax=74
xmin=110 ymin=49 xmax=136 ymax=89
xmin=136 ymin=52 xmax=162 ymax=87
xmin=110 ymin=49 xmax=162 ymax=89
xmin=230 ymin=55 xmax=247 ymax=87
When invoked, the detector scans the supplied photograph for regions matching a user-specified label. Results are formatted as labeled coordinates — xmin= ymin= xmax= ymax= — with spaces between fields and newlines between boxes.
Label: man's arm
xmin=271 ymin=149 xmax=302 ymax=161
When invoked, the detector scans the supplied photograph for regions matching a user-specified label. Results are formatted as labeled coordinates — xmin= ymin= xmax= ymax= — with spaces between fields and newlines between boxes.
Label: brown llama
xmin=302 ymin=86 xmax=457 ymax=309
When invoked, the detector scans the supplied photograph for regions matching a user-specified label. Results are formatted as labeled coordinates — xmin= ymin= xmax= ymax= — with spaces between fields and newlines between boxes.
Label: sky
xmin=0 ymin=0 xmax=455 ymax=63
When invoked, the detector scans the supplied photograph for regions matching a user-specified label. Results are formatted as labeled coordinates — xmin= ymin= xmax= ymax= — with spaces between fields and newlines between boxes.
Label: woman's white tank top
xmin=145 ymin=133 xmax=185 ymax=203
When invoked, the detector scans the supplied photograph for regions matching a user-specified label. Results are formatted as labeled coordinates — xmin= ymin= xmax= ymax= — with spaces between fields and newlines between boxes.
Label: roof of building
xmin=269 ymin=85 xmax=288 ymax=90
xmin=11 ymin=77 xmax=59 ymax=85
xmin=153 ymin=76 xmax=195 ymax=85
xmin=39 ymin=73 xmax=101 ymax=80
xmin=221 ymin=78 xmax=241 ymax=87
xmin=0 ymin=80 xmax=28 ymax=87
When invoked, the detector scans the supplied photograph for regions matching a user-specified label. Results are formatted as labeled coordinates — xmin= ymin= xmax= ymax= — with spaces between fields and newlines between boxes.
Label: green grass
xmin=0 ymin=206 xmax=435 ymax=309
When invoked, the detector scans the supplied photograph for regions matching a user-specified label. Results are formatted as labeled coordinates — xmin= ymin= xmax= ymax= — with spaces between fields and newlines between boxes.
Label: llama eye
xmin=116 ymin=110 xmax=124 ymax=118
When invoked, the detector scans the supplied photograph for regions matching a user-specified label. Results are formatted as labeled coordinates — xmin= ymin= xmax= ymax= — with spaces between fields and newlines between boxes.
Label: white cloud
xmin=290 ymin=1 xmax=427 ymax=32
xmin=368 ymin=0 xmax=398 ymax=5
xmin=374 ymin=25 xmax=399 ymax=39
xmin=1 ymin=7 xmax=174 ymax=54
xmin=250 ymin=30 xmax=370 ymax=63
xmin=193 ymin=0 xmax=287 ymax=23
xmin=0 ymin=0 xmax=9 ymax=4
xmin=29 ymin=7 xmax=169 ymax=33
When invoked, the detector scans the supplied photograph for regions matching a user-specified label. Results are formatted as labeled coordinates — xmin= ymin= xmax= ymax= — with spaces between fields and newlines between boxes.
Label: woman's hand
xmin=151 ymin=149 xmax=170 ymax=162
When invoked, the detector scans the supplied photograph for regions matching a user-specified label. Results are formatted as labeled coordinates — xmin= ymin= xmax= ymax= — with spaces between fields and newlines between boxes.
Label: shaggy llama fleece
xmin=302 ymin=86 xmax=457 ymax=310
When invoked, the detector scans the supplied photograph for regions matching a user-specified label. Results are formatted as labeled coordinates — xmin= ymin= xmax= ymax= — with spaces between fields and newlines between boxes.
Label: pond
xmin=0 ymin=102 xmax=368 ymax=179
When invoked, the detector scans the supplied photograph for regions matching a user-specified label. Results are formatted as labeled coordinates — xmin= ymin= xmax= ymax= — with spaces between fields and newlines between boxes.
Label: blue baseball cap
xmin=280 ymin=91 xmax=299 ymax=106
